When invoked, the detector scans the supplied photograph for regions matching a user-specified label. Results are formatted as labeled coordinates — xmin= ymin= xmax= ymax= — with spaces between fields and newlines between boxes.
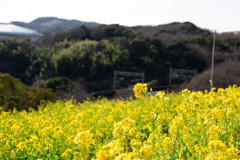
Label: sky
xmin=1 ymin=0 xmax=239 ymax=32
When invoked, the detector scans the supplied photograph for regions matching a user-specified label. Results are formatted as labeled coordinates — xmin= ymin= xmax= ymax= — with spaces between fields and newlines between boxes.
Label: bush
xmin=0 ymin=73 xmax=56 ymax=111
xmin=0 ymin=73 xmax=27 ymax=111
xmin=181 ymin=60 xmax=240 ymax=91
xmin=147 ymin=80 xmax=159 ymax=87
xmin=45 ymin=77 xmax=72 ymax=91
xmin=53 ymin=39 xmax=129 ymax=80
xmin=26 ymin=88 xmax=56 ymax=110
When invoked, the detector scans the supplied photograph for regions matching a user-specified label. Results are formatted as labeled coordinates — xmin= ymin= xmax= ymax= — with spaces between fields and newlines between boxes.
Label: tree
xmin=0 ymin=73 xmax=56 ymax=111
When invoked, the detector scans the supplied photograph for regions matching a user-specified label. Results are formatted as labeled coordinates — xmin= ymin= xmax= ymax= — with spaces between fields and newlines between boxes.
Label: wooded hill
xmin=1 ymin=21 xmax=240 ymax=91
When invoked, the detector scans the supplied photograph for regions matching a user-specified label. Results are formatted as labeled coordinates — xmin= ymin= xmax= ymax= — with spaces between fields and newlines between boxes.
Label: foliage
xmin=26 ymin=88 xmax=56 ymax=110
xmin=45 ymin=77 xmax=72 ymax=91
xmin=53 ymin=39 xmax=129 ymax=80
xmin=1 ymin=22 xmax=240 ymax=90
xmin=0 ymin=73 xmax=27 ymax=111
xmin=0 ymin=39 xmax=34 ymax=84
xmin=147 ymin=80 xmax=159 ymax=87
xmin=0 ymin=39 xmax=54 ymax=84
xmin=0 ymin=84 xmax=239 ymax=159
xmin=182 ymin=61 xmax=240 ymax=91
xmin=40 ymin=26 xmax=90 ymax=47
xmin=0 ymin=73 xmax=56 ymax=111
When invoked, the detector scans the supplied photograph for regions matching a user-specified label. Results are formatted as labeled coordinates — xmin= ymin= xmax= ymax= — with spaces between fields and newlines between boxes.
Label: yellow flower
xmin=96 ymin=139 xmax=124 ymax=159
xmin=107 ymin=115 xmax=114 ymax=123
xmin=96 ymin=149 xmax=109 ymax=160
xmin=130 ymin=139 xmax=142 ymax=148
xmin=54 ymin=126 xmax=62 ymax=133
xmin=97 ymin=130 xmax=104 ymax=138
xmin=76 ymin=112 xmax=85 ymax=121
xmin=61 ymin=148 xmax=72 ymax=158
xmin=11 ymin=124 xmax=20 ymax=132
xmin=113 ymin=122 xmax=124 ymax=138
xmin=209 ymin=125 xmax=221 ymax=141
xmin=129 ymin=128 xmax=136 ymax=136
xmin=155 ymin=91 xmax=165 ymax=99
xmin=74 ymin=130 xmax=94 ymax=149
xmin=67 ymin=104 xmax=75 ymax=110
xmin=208 ymin=140 xmax=227 ymax=151
xmin=133 ymin=83 xmax=148 ymax=98
xmin=140 ymin=144 xmax=152 ymax=158
xmin=65 ymin=149 xmax=72 ymax=153
xmin=1 ymin=84 xmax=240 ymax=159
xmin=61 ymin=152 xmax=68 ymax=158
xmin=29 ymin=135 xmax=39 ymax=143
xmin=17 ymin=142 xmax=26 ymax=151
xmin=115 ymin=152 xmax=137 ymax=160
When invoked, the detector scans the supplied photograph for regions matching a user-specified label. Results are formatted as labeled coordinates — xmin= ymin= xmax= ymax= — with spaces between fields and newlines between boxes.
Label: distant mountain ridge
xmin=11 ymin=17 xmax=100 ymax=33
xmin=225 ymin=31 xmax=240 ymax=35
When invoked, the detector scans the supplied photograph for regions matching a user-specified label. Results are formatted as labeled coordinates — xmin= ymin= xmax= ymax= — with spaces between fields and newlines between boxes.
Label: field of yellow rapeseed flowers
xmin=0 ymin=83 xmax=240 ymax=159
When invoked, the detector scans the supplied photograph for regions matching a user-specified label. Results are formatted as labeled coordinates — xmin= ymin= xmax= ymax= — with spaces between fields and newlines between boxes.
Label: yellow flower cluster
xmin=0 ymin=84 xmax=239 ymax=159
xmin=74 ymin=130 xmax=94 ymax=149
xmin=133 ymin=83 xmax=147 ymax=98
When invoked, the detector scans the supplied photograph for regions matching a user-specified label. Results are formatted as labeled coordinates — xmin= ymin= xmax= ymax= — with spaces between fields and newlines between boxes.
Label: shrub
xmin=26 ymin=88 xmax=56 ymax=110
xmin=45 ymin=77 xmax=72 ymax=91
xmin=181 ymin=60 xmax=240 ymax=91
xmin=0 ymin=73 xmax=56 ymax=111
xmin=147 ymin=80 xmax=159 ymax=87
xmin=0 ymin=73 xmax=27 ymax=111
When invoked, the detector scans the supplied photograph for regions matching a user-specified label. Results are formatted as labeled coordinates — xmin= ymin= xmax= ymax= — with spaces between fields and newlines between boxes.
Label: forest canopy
xmin=0 ymin=22 xmax=240 ymax=90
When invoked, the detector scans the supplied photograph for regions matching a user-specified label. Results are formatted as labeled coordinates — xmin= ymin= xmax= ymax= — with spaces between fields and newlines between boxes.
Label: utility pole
xmin=210 ymin=31 xmax=216 ymax=90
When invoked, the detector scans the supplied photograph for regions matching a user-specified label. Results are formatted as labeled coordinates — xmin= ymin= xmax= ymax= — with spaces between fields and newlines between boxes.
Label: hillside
xmin=129 ymin=22 xmax=211 ymax=44
xmin=40 ymin=21 xmax=215 ymax=47
xmin=11 ymin=17 xmax=100 ymax=33
xmin=1 ymin=20 xmax=240 ymax=94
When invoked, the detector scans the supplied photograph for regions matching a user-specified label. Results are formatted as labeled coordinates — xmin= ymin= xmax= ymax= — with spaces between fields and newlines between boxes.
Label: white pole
xmin=210 ymin=31 xmax=216 ymax=90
